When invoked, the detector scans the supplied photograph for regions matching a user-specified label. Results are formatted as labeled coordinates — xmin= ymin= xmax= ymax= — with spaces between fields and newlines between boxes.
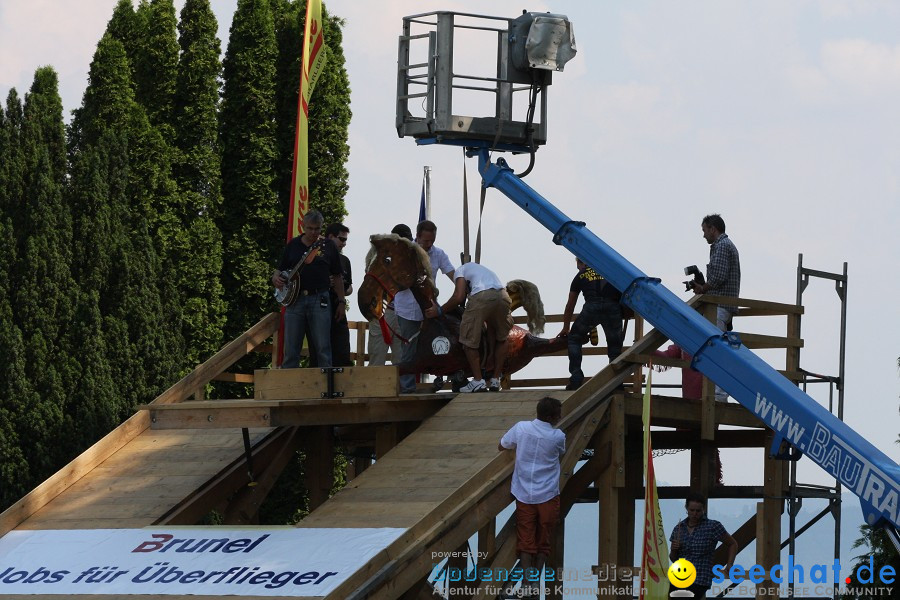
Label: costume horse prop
xmin=358 ymin=234 xmax=566 ymax=386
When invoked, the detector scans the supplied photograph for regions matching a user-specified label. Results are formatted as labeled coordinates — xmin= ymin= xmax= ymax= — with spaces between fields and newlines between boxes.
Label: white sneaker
xmin=488 ymin=377 xmax=501 ymax=392
xmin=459 ymin=379 xmax=486 ymax=393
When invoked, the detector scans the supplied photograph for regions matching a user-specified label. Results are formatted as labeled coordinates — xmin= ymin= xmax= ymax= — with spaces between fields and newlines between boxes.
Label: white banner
xmin=0 ymin=527 xmax=405 ymax=596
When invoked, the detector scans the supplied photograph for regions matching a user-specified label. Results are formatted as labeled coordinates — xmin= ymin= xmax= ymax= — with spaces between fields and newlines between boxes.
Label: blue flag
xmin=418 ymin=178 xmax=426 ymax=223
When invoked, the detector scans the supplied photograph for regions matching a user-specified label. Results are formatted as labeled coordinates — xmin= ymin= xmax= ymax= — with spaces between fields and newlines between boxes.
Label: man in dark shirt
xmin=272 ymin=210 xmax=345 ymax=368
xmin=309 ymin=223 xmax=353 ymax=367
xmin=558 ymin=258 xmax=624 ymax=390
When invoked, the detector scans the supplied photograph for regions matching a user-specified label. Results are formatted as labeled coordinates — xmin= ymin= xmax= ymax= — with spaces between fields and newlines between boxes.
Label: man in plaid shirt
xmin=692 ymin=214 xmax=740 ymax=401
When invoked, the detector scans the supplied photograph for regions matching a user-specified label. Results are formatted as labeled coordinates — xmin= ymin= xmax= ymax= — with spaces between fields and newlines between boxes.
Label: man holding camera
xmin=691 ymin=213 xmax=741 ymax=401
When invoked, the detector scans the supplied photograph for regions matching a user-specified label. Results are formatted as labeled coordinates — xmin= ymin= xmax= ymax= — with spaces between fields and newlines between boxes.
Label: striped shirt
xmin=706 ymin=233 xmax=740 ymax=313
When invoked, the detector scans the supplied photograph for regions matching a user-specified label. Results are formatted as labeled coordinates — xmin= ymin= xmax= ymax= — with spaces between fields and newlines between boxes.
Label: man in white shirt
xmin=394 ymin=220 xmax=455 ymax=393
xmin=498 ymin=397 xmax=566 ymax=600
xmin=425 ymin=261 xmax=513 ymax=393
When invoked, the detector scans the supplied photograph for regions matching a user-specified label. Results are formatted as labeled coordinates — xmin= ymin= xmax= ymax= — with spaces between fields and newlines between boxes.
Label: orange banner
xmin=640 ymin=369 xmax=670 ymax=600
xmin=288 ymin=0 xmax=327 ymax=241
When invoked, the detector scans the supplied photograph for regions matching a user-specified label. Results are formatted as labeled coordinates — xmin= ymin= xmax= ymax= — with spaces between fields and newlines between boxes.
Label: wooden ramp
xmin=10 ymin=427 xmax=274 ymax=531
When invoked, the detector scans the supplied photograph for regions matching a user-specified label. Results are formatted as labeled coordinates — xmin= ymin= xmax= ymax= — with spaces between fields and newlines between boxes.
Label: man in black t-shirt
xmin=557 ymin=258 xmax=624 ymax=390
xmin=309 ymin=223 xmax=353 ymax=367
xmin=272 ymin=210 xmax=345 ymax=368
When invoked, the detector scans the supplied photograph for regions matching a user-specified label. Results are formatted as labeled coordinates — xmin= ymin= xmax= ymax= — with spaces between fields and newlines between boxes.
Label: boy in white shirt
xmin=498 ymin=397 xmax=566 ymax=599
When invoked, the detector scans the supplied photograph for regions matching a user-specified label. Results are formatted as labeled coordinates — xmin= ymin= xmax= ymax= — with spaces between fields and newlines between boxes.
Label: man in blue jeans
xmin=558 ymin=258 xmax=624 ymax=390
xmin=272 ymin=210 xmax=345 ymax=368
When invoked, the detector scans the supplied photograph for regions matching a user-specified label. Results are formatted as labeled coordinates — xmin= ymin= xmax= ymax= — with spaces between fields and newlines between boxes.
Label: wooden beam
xmin=146 ymin=396 xmax=451 ymax=430
xmin=255 ymin=365 xmax=399 ymax=399
xmin=305 ymin=426 xmax=335 ymax=512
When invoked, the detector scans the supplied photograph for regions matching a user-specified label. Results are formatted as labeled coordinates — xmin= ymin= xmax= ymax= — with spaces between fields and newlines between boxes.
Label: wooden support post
xmin=446 ymin=541 xmax=469 ymax=599
xmin=478 ymin=519 xmax=496 ymax=565
xmin=597 ymin=396 xmax=631 ymax=600
xmin=356 ymin=321 xmax=367 ymax=366
xmin=757 ymin=433 xmax=784 ymax=599
xmin=630 ymin=316 xmax=645 ymax=393
xmin=786 ymin=313 xmax=802 ymax=383
xmin=690 ymin=439 xmax=718 ymax=495
xmin=270 ymin=321 xmax=280 ymax=368
xmin=700 ymin=301 xmax=717 ymax=441
xmin=546 ymin=523 xmax=564 ymax=600
xmin=375 ymin=423 xmax=400 ymax=459
xmin=303 ymin=426 xmax=334 ymax=512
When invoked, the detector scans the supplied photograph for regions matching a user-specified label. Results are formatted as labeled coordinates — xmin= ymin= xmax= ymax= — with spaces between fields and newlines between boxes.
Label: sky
xmin=2 ymin=0 xmax=899 ymax=574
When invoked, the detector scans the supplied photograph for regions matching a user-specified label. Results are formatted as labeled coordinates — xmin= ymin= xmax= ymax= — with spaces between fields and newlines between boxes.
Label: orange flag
xmin=640 ymin=369 xmax=670 ymax=599
xmin=287 ymin=0 xmax=327 ymax=241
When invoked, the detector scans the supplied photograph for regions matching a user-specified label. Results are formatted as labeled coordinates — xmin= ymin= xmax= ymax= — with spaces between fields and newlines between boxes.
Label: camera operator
xmin=693 ymin=214 xmax=741 ymax=402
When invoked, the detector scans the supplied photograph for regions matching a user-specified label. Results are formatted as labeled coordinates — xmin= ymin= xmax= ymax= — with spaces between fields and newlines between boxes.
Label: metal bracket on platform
xmin=770 ymin=433 xmax=803 ymax=461
xmin=321 ymin=367 xmax=345 ymax=398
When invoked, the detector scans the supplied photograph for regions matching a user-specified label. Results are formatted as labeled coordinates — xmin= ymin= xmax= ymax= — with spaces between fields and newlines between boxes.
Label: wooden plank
xmin=255 ymin=366 xmax=398 ymax=400
xmin=211 ymin=372 xmax=255 ymax=383
xmin=740 ymin=332 xmax=803 ymax=349
xmin=699 ymin=295 xmax=804 ymax=315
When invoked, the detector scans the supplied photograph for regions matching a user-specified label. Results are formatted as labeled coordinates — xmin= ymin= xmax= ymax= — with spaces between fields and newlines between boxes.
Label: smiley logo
xmin=667 ymin=558 xmax=697 ymax=588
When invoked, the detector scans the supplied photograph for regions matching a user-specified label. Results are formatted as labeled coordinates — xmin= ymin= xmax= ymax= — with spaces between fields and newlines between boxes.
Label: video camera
xmin=683 ymin=265 xmax=705 ymax=292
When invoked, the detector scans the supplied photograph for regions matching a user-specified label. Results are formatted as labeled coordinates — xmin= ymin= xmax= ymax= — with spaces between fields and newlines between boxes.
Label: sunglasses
xmin=337 ymin=237 xmax=348 ymax=242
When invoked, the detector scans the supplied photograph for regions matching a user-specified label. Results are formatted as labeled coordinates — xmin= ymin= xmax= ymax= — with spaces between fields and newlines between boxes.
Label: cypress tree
xmin=70 ymin=35 xmax=181 ymax=407
xmin=2 ymin=91 xmax=26 ymax=241
xmin=219 ymin=0 xmax=279 ymax=338
xmin=0 ymin=217 xmax=34 ymax=509
xmin=133 ymin=0 xmax=179 ymax=135
xmin=173 ymin=0 xmax=226 ymax=366
xmin=14 ymin=69 xmax=75 ymax=471
xmin=274 ymin=1 xmax=351 ymax=227
xmin=106 ymin=0 xmax=142 ymax=75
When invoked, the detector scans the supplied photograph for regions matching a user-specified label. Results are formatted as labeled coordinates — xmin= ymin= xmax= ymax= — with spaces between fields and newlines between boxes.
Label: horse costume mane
xmin=506 ymin=279 xmax=545 ymax=334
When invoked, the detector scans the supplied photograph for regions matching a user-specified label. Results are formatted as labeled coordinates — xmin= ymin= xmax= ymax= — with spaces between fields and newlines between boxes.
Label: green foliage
xmin=0 ymin=216 xmax=35 ymax=507
xmin=134 ymin=0 xmax=179 ymax=136
xmin=0 ymin=0 xmax=352 ymax=516
xmin=841 ymin=523 xmax=900 ymax=598
xmin=219 ymin=0 xmax=280 ymax=339
xmin=173 ymin=0 xmax=226 ymax=367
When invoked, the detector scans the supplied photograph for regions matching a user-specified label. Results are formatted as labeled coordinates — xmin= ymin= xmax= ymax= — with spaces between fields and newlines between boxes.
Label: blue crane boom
xmin=475 ymin=150 xmax=900 ymax=531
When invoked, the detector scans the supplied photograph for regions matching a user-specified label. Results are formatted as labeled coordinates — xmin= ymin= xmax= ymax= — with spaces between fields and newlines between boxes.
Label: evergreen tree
xmin=219 ymin=0 xmax=279 ymax=338
xmin=274 ymin=1 xmax=351 ymax=227
xmin=133 ymin=0 xmax=179 ymax=136
xmin=105 ymin=0 xmax=142 ymax=76
xmin=2 ymin=91 xmax=26 ymax=240
xmin=173 ymin=0 xmax=226 ymax=367
xmin=69 ymin=35 xmax=181 ymax=407
xmin=0 ymin=217 xmax=34 ymax=509
xmin=13 ymin=68 xmax=76 ymax=472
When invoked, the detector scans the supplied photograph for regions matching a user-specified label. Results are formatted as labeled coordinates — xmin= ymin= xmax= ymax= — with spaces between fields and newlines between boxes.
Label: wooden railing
xmin=209 ymin=295 xmax=804 ymax=394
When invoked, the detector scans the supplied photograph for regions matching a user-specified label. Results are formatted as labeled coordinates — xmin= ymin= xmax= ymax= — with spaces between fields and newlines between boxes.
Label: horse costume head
xmin=359 ymin=234 xmax=566 ymax=383
xmin=359 ymin=233 xmax=438 ymax=320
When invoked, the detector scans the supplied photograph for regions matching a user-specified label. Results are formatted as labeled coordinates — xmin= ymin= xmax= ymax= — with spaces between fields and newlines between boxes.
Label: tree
xmin=219 ymin=0 xmax=279 ymax=339
xmin=133 ymin=0 xmax=179 ymax=137
xmin=172 ymin=0 xmax=226 ymax=367
xmin=69 ymin=34 xmax=181 ymax=407
xmin=13 ymin=68 xmax=77 ymax=472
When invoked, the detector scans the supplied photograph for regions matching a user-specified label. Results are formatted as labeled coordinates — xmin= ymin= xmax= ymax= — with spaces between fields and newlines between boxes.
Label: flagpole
xmin=424 ymin=165 xmax=431 ymax=219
